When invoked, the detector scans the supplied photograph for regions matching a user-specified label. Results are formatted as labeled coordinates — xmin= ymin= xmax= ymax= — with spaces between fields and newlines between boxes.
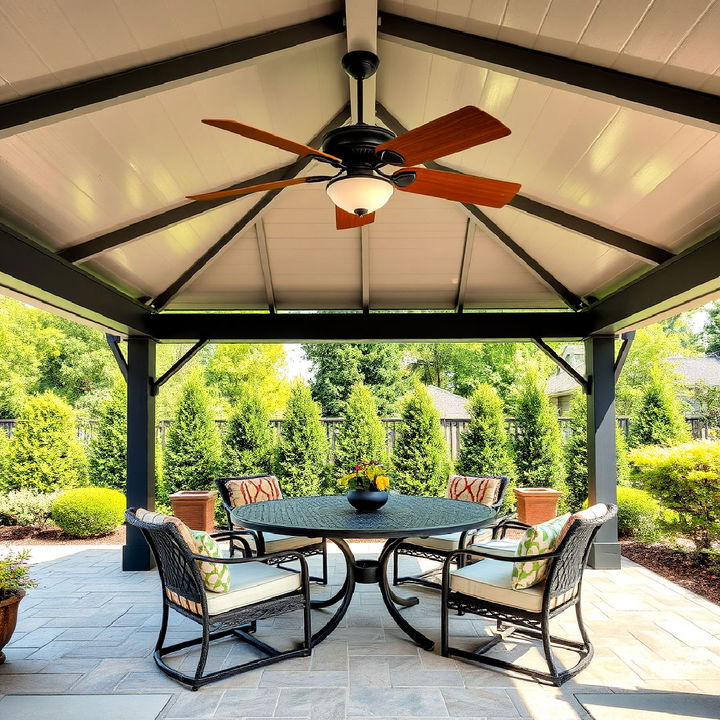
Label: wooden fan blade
xmin=202 ymin=119 xmax=341 ymax=163
xmin=335 ymin=206 xmax=375 ymax=230
xmin=377 ymin=107 xmax=510 ymax=166
xmin=395 ymin=168 xmax=521 ymax=208
xmin=187 ymin=176 xmax=320 ymax=201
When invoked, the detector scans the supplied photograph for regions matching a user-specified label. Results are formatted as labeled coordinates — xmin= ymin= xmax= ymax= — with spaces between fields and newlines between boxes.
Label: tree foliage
xmin=273 ymin=382 xmax=329 ymax=496
xmin=512 ymin=371 xmax=565 ymax=492
xmin=222 ymin=384 xmax=275 ymax=476
xmin=4 ymin=392 xmax=87 ymax=492
xmin=703 ymin=301 xmax=720 ymax=355
xmin=162 ymin=372 xmax=221 ymax=499
xmin=88 ymin=381 xmax=127 ymax=491
xmin=391 ymin=384 xmax=451 ymax=496
xmin=630 ymin=366 xmax=690 ymax=448
xmin=334 ymin=383 xmax=387 ymax=475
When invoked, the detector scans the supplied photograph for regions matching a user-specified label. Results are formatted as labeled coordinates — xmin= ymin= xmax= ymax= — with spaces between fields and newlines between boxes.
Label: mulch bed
xmin=0 ymin=524 xmax=126 ymax=545
xmin=621 ymin=539 xmax=720 ymax=606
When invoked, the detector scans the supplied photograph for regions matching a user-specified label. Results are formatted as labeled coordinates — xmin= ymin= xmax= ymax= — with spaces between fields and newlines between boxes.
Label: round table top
xmin=230 ymin=494 xmax=496 ymax=539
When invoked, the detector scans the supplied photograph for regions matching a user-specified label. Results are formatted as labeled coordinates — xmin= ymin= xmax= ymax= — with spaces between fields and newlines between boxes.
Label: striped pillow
xmin=135 ymin=508 xmax=197 ymax=553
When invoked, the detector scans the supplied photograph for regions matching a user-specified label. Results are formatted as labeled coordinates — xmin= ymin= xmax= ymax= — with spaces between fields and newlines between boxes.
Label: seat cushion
xmin=205 ymin=562 xmax=301 ymax=615
xmin=470 ymin=537 xmax=519 ymax=558
xmin=450 ymin=558 xmax=575 ymax=613
xmin=262 ymin=532 xmax=322 ymax=553
xmin=512 ymin=513 xmax=570 ymax=590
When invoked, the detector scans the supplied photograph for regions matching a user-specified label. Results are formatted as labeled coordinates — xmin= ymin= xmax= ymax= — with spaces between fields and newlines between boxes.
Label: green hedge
xmin=52 ymin=487 xmax=125 ymax=538
xmin=615 ymin=486 xmax=664 ymax=542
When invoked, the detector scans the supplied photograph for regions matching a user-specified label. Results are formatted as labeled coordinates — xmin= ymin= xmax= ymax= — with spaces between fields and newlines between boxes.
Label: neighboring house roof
xmin=426 ymin=385 xmax=471 ymax=419
xmin=546 ymin=352 xmax=720 ymax=397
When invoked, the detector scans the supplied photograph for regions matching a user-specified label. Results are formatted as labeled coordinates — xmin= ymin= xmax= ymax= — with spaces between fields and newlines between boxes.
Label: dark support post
xmin=585 ymin=335 xmax=620 ymax=569
xmin=123 ymin=337 xmax=156 ymax=571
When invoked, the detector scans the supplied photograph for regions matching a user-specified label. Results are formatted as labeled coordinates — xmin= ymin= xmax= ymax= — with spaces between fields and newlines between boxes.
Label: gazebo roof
xmin=0 ymin=1 xmax=718 ymax=342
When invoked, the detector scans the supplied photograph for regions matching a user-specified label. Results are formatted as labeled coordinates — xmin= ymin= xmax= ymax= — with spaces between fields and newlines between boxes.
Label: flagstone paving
xmin=1 ymin=543 xmax=719 ymax=719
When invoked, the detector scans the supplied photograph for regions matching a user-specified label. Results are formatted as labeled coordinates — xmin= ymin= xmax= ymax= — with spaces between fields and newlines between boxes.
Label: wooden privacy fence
xmin=0 ymin=415 xmax=713 ymax=460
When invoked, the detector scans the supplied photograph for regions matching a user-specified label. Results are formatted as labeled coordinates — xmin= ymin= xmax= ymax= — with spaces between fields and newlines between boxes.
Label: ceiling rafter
xmin=59 ymin=162 xmax=304 ymax=263
xmin=378 ymin=13 xmax=720 ymax=131
xmin=0 ymin=15 xmax=343 ymax=139
xmin=455 ymin=219 xmax=474 ymax=313
xmin=150 ymin=104 xmax=351 ymax=310
xmin=376 ymin=104 xmax=584 ymax=311
xmin=255 ymin=219 xmax=277 ymax=314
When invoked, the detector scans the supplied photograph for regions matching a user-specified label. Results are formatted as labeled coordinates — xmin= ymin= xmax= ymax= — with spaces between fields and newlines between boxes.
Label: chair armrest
xmin=192 ymin=549 xmax=310 ymax=584
xmin=444 ymin=545 xmax=561 ymax=569
xmin=209 ymin=529 xmax=253 ymax=557
xmin=492 ymin=518 xmax=531 ymax=538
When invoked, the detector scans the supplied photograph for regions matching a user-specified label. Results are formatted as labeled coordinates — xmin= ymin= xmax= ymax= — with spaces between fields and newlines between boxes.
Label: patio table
xmin=231 ymin=494 xmax=496 ymax=651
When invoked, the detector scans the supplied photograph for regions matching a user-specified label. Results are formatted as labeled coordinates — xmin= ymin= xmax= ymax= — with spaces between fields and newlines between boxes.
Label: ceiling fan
xmin=187 ymin=50 xmax=521 ymax=230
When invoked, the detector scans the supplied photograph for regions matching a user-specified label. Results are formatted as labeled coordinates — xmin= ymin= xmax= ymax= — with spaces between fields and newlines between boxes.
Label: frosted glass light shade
xmin=326 ymin=176 xmax=394 ymax=215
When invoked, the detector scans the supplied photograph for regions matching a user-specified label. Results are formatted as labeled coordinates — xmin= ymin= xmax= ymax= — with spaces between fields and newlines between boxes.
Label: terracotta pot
xmin=514 ymin=487 xmax=563 ymax=525
xmin=0 ymin=590 xmax=25 ymax=664
xmin=169 ymin=490 xmax=217 ymax=531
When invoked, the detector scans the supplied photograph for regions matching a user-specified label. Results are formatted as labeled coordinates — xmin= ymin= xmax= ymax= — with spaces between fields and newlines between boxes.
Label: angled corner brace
xmin=614 ymin=331 xmax=635 ymax=383
xmin=532 ymin=337 xmax=590 ymax=394
xmin=151 ymin=339 xmax=208 ymax=396
xmin=105 ymin=334 xmax=128 ymax=382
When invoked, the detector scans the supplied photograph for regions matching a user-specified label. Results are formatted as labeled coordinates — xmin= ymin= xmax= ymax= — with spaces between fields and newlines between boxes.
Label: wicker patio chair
xmin=216 ymin=475 xmax=328 ymax=584
xmin=126 ymin=508 xmax=312 ymax=691
xmin=392 ymin=474 xmax=510 ymax=589
xmin=440 ymin=503 xmax=618 ymax=686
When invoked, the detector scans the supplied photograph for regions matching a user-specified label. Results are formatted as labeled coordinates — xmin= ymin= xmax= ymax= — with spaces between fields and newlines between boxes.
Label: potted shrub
xmin=0 ymin=549 xmax=36 ymax=663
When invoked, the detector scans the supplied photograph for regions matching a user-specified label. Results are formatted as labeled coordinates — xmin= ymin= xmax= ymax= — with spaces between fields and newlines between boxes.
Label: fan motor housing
xmin=322 ymin=124 xmax=397 ymax=169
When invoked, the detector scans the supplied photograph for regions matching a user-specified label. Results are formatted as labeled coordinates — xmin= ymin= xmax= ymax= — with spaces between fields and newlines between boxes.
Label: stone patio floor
xmin=1 ymin=542 xmax=719 ymax=720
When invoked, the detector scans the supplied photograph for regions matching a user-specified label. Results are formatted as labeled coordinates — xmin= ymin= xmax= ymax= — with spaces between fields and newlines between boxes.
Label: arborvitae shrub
xmin=5 ymin=392 xmax=87 ymax=492
xmin=391 ymin=384 xmax=451 ymax=496
xmin=52 ymin=487 xmax=125 ymax=537
xmin=88 ymin=382 xmax=127 ymax=491
xmin=223 ymin=384 xmax=274 ymax=476
xmin=334 ymin=383 xmax=388 ymax=475
xmin=274 ymin=382 xmax=329 ymax=497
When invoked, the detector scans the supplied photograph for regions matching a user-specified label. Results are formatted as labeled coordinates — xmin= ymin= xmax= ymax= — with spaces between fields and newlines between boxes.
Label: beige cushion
xmin=262 ymin=532 xmax=322 ymax=552
xmin=450 ymin=558 xmax=576 ymax=612
xmin=405 ymin=527 xmax=492 ymax=552
xmin=470 ymin=537 xmax=519 ymax=558
xmin=446 ymin=475 xmax=500 ymax=505
xmin=226 ymin=476 xmax=282 ymax=507
xmin=205 ymin=561 xmax=301 ymax=615
xmin=135 ymin=508 xmax=197 ymax=554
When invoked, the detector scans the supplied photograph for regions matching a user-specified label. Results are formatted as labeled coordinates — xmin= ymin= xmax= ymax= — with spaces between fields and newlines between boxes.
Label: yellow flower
xmin=375 ymin=475 xmax=390 ymax=491
xmin=339 ymin=472 xmax=357 ymax=487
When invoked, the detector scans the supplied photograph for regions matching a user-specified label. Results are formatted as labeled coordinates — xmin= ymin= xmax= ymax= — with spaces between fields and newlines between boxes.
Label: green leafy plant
xmin=5 ymin=392 xmax=88 ymax=492
xmin=614 ymin=486 xmax=665 ymax=542
xmin=51 ymin=487 xmax=125 ymax=538
xmin=340 ymin=460 xmax=390 ymax=492
xmin=0 ymin=490 xmax=59 ymax=527
xmin=88 ymin=381 xmax=126 ymax=491
xmin=163 ymin=372 xmax=221 ymax=500
xmin=273 ymin=381 xmax=329 ymax=497
xmin=222 ymin=384 xmax=274 ymax=476
xmin=334 ymin=383 xmax=387 ymax=478
xmin=391 ymin=383 xmax=451 ymax=496
xmin=0 ymin=549 xmax=36 ymax=601
xmin=629 ymin=441 xmax=720 ymax=551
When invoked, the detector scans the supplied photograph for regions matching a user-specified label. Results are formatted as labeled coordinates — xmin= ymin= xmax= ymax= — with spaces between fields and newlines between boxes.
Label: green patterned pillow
xmin=512 ymin=513 xmax=570 ymax=590
xmin=190 ymin=531 xmax=231 ymax=593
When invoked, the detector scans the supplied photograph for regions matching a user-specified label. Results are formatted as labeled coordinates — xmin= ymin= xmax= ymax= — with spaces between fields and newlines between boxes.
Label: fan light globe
xmin=326 ymin=175 xmax=394 ymax=216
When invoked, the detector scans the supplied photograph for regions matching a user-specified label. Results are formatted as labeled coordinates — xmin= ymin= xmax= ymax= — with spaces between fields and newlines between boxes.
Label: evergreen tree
xmin=5 ymin=392 xmax=88 ymax=492
xmin=274 ymin=382 xmax=329 ymax=496
xmin=703 ymin=301 xmax=720 ymax=355
xmin=223 ymin=384 xmax=274 ymax=476
xmin=163 ymin=372 xmax=221 ymax=498
xmin=355 ymin=344 xmax=407 ymax=415
xmin=391 ymin=384 xmax=451 ymax=496
xmin=630 ymin=366 xmax=690 ymax=447
xmin=512 ymin=371 xmax=565 ymax=491
xmin=456 ymin=384 xmax=514 ymax=478
xmin=334 ymin=383 xmax=387 ymax=475
xmin=303 ymin=344 xmax=362 ymax=416
xmin=88 ymin=381 xmax=127 ymax=491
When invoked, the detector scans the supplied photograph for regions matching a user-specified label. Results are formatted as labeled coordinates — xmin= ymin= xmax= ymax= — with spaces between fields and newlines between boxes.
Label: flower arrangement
xmin=340 ymin=461 xmax=390 ymax=492
xmin=0 ymin=549 xmax=36 ymax=601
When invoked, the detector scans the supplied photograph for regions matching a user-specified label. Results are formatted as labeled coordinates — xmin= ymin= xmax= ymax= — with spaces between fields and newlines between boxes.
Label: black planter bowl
xmin=346 ymin=489 xmax=389 ymax=513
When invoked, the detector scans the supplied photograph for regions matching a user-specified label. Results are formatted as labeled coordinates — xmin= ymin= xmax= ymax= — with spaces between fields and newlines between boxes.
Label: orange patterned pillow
xmin=135 ymin=508 xmax=198 ymax=554
xmin=226 ymin=475 xmax=283 ymax=508
xmin=446 ymin=475 xmax=500 ymax=505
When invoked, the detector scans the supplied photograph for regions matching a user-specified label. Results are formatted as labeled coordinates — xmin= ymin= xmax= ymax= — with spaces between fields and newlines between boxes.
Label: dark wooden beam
xmin=148 ymin=311 xmax=589 ymax=343
xmin=376 ymin=104 xmax=584 ymax=311
xmin=0 ymin=223 xmax=151 ymax=336
xmin=614 ymin=331 xmax=635 ymax=383
xmin=59 ymin=162 xmax=303 ymax=263
xmin=152 ymin=339 xmax=208 ymax=395
xmin=588 ymin=228 xmax=720 ymax=334
xmin=379 ymin=13 xmax=720 ymax=130
xmin=455 ymin=219 xmax=473 ymax=313
xmin=106 ymin=334 xmax=129 ymax=382
xmin=150 ymin=104 xmax=350 ymax=310
xmin=0 ymin=15 xmax=343 ymax=138
xmin=255 ymin=219 xmax=277 ymax=314
xmin=532 ymin=337 xmax=589 ymax=393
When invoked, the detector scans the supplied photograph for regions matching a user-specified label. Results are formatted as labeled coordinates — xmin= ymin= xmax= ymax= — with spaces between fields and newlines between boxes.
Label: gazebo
xmin=0 ymin=1 xmax=718 ymax=575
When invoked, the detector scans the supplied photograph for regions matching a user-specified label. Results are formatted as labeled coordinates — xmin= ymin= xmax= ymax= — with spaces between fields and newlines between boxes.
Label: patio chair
xmin=126 ymin=508 xmax=311 ymax=690
xmin=216 ymin=475 xmax=328 ymax=584
xmin=392 ymin=474 xmax=510 ymax=589
xmin=440 ymin=503 xmax=617 ymax=686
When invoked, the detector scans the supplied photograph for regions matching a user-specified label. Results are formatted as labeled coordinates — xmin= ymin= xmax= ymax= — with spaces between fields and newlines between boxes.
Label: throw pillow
xmin=226 ymin=475 xmax=282 ymax=508
xmin=135 ymin=508 xmax=197 ymax=554
xmin=512 ymin=513 xmax=570 ymax=590
xmin=191 ymin=530 xmax=231 ymax=593
xmin=447 ymin=475 xmax=500 ymax=505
